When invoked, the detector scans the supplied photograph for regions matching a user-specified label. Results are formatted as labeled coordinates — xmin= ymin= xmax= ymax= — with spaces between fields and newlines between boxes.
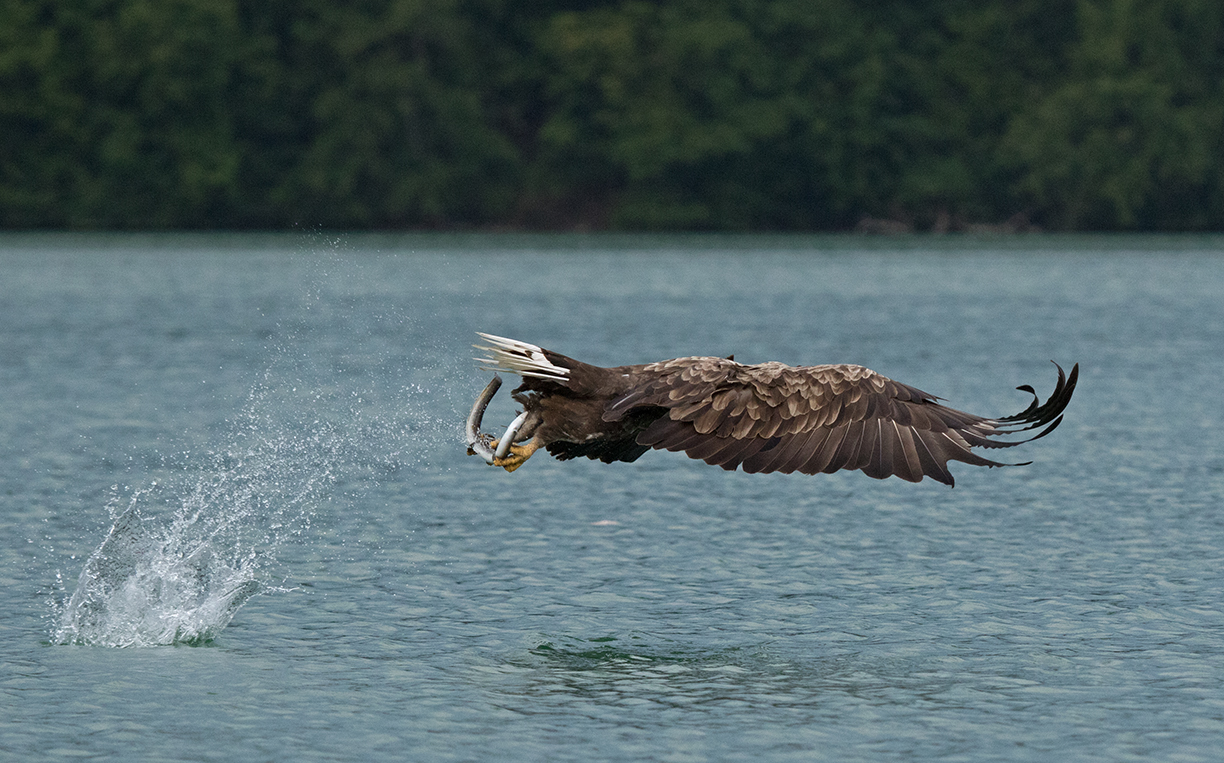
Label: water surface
xmin=2 ymin=234 xmax=1222 ymax=761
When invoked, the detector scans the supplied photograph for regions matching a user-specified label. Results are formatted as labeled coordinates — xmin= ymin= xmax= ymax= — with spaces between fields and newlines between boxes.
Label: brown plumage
xmin=469 ymin=333 xmax=1077 ymax=486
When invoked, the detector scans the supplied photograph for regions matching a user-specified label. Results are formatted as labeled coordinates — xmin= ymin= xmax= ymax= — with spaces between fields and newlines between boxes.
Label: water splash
xmin=52 ymin=498 xmax=260 ymax=647
xmin=51 ymin=370 xmax=460 ymax=648
xmin=52 ymin=425 xmax=330 ymax=647
xmin=49 ymin=239 xmax=463 ymax=647
xmin=50 ymin=371 xmax=375 ymax=647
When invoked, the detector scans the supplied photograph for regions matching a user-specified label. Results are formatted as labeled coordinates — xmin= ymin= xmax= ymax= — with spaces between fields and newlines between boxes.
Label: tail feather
xmin=473 ymin=333 xmax=571 ymax=383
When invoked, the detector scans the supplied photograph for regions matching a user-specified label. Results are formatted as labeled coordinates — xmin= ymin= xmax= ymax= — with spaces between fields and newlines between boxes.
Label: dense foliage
xmin=2 ymin=0 xmax=1222 ymax=230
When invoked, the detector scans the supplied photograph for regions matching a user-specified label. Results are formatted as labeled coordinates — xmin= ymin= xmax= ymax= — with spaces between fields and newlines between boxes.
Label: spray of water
xmin=51 ymin=496 xmax=259 ymax=647
xmin=50 ymin=239 xmax=465 ymax=647
xmin=51 ymin=370 xmax=460 ymax=648
xmin=51 ymin=381 xmax=349 ymax=646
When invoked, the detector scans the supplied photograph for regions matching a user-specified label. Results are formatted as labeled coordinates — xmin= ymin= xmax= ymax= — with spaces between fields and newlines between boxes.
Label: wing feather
xmin=763 ymin=428 xmax=812 ymax=474
xmin=853 ymin=418 xmax=881 ymax=471
xmin=912 ymin=428 xmax=956 ymax=485
xmin=890 ymin=422 xmax=923 ymax=483
xmin=802 ymin=422 xmax=850 ymax=475
xmin=663 ymin=428 xmax=709 ymax=453
xmin=683 ymin=433 xmax=737 ymax=461
xmin=617 ymin=357 xmax=1077 ymax=485
xmin=636 ymin=417 xmax=690 ymax=449
xmin=786 ymin=428 xmax=831 ymax=475
xmin=704 ymin=435 xmax=769 ymax=470
xmin=861 ymin=420 xmax=890 ymax=480
xmin=742 ymin=424 xmax=815 ymax=473
xmin=827 ymin=420 xmax=866 ymax=474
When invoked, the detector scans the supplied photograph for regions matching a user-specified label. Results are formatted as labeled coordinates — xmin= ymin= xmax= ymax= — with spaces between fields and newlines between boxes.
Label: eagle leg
xmin=490 ymin=436 xmax=542 ymax=472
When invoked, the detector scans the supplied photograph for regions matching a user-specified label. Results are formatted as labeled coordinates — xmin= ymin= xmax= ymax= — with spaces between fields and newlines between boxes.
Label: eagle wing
xmin=603 ymin=358 xmax=1077 ymax=485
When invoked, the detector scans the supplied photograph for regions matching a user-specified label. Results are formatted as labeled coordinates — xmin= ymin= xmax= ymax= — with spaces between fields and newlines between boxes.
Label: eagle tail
xmin=473 ymin=333 xmax=571 ymax=384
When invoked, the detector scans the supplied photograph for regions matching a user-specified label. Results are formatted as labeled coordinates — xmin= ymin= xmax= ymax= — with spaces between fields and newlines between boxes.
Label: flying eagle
xmin=466 ymin=333 xmax=1077 ymax=486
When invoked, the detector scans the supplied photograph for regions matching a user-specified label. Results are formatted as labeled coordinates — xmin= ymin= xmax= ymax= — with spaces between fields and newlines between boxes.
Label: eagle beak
xmin=466 ymin=375 xmax=502 ymax=464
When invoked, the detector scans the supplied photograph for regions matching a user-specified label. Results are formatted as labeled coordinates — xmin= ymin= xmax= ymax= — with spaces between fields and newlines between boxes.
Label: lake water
xmin=2 ymin=233 xmax=1222 ymax=762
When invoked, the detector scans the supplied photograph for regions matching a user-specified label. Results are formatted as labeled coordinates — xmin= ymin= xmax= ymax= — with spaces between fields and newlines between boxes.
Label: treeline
xmin=2 ymin=0 xmax=1223 ymax=231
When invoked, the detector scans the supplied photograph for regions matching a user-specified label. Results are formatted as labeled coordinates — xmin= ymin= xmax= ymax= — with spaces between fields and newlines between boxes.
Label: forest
xmin=2 ymin=0 xmax=1223 ymax=231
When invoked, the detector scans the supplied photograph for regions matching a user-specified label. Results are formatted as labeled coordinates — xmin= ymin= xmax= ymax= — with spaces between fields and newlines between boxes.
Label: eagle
xmin=466 ymin=333 xmax=1077 ymax=486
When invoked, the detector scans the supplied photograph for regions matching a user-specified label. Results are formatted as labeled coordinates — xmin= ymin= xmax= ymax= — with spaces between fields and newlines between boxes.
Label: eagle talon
xmin=491 ymin=438 xmax=542 ymax=472
xmin=466 ymin=376 xmax=541 ymax=470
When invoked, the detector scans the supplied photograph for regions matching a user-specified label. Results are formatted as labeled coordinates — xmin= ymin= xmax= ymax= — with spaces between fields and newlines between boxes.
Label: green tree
xmin=4 ymin=0 xmax=1224 ymax=230
xmin=876 ymin=0 xmax=1076 ymax=227
xmin=0 ymin=0 xmax=245 ymax=227
xmin=1003 ymin=0 xmax=1224 ymax=229
xmin=535 ymin=0 xmax=892 ymax=229
xmin=0 ymin=0 xmax=74 ymax=226
xmin=531 ymin=0 xmax=1080 ymax=230
xmin=243 ymin=0 xmax=521 ymax=228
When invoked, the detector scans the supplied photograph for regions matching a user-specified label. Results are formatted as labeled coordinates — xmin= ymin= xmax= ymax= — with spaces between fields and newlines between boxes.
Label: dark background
xmin=3 ymin=0 xmax=1222 ymax=231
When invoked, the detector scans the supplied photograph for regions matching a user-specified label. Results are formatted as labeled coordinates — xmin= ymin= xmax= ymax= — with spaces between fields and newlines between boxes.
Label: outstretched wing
xmin=604 ymin=358 xmax=1078 ymax=486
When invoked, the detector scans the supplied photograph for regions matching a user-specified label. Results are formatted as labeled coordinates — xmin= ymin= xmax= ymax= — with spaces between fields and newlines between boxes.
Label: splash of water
xmin=51 ymin=380 xmax=362 ymax=647
xmin=50 ymin=239 xmax=463 ymax=647
xmin=53 ymin=439 xmax=326 ymax=646
xmin=52 ymin=498 xmax=260 ymax=647
xmin=51 ymin=374 xmax=458 ymax=647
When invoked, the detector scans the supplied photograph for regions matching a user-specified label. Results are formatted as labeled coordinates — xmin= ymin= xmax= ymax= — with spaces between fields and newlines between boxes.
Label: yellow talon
xmin=490 ymin=438 xmax=542 ymax=472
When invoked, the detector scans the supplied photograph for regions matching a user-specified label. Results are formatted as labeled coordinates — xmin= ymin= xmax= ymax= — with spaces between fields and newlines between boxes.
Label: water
xmin=2 ymin=233 xmax=1223 ymax=761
